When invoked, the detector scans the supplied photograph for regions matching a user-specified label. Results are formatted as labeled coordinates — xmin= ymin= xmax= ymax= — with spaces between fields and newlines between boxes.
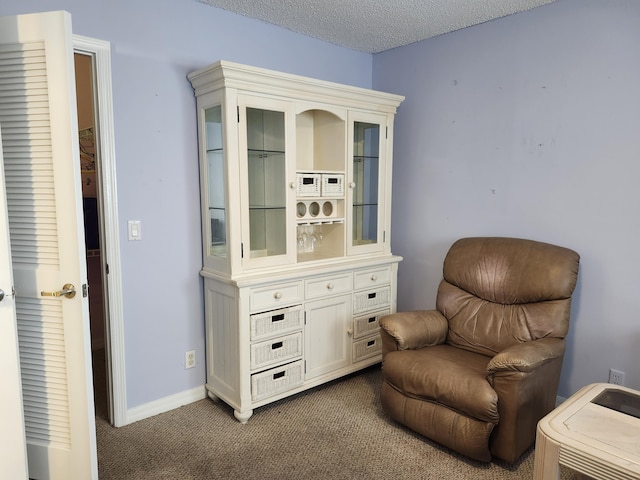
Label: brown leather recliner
xmin=379 ymin=237 xmax=580 ymax=463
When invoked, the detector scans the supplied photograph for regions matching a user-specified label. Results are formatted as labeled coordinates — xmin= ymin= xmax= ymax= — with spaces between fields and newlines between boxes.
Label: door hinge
xmin=106 ymin=262 xmax=110 ymax=275
xmin=237 ymin=105 xmax=240 ymax=123
xmin=241 ymin=243 xmax=244 ymax=258
xmin=82 ymin=284 xmax=89 ymax=298
xmin=304 ymin=311 xmax=307 ymax=325
xmin=386 ymin=126 xmax=388 ymax=139
xmin=383 ymin=231 xmax=386 ymax=243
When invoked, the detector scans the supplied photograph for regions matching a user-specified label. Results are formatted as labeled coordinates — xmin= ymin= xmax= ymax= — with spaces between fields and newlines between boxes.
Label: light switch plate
xmin=128 ymin=220 xmax=141 ymax=241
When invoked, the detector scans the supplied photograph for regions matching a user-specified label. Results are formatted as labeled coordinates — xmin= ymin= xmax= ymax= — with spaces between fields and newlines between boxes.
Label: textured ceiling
xmin=198 ymin=0 xmax=556 ymax=53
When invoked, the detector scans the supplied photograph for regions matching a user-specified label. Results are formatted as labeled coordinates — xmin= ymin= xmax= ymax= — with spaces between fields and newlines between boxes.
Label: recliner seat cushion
xmin=383 ymin=345 xmax=498 ymax=423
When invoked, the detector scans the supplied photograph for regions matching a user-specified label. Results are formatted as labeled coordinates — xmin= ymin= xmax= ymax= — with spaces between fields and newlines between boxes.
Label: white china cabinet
xmin=188 ymin=61 xmax=404 ymax=422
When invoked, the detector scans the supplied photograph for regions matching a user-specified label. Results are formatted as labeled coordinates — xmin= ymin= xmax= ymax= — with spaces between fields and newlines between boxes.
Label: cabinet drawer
xmin=353 ymin=308 xmax=390 ymax=339
xmin=352 ymin=334 xmax=382 ymax=363
xmin=250 ymin=332 xmax=303 ymax=371
xmin=250 ymin=281 xmax=304 ymax=312
xmin=353 ymin=287 xmax=390 ymax=314
xmin=250 ymin=305 xmax=303 ymax=342
xmin=251 ymin=360 xmax=304 ymax=402
xmin=305 ymin=273 xmax=352 ymax=299
xmin=354 ymin=266 xmax=392 ymax=290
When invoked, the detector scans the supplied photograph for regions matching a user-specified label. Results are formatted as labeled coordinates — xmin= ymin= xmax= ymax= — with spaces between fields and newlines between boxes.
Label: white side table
xmin=534 ymin=383 xmax=640 ymax=480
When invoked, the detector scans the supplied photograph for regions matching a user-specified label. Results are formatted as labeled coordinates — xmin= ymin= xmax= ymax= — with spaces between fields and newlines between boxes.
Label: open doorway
xmin=72 ymin=35 xmax=127 ymax=428
xmin=74 ymin=51 xmax=109 ymax=422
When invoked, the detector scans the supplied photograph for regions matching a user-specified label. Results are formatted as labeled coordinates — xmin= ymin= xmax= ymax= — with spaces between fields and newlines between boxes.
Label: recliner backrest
xmin=435 ymin=237 xmax=580 ymax=357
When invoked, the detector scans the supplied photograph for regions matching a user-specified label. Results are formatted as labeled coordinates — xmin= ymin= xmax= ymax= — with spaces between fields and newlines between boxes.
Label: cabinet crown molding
xmin=188 ymin=60 xmax=404 ymax=113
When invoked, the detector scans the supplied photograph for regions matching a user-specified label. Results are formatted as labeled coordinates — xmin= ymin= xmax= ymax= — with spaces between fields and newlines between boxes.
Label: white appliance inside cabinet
xmin=188 ymin=61 xmax=404 ymax=422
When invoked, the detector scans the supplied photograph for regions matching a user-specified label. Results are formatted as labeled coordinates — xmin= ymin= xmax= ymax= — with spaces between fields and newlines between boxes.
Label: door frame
xmin=73 ymin=35 xmax=127 ymax=427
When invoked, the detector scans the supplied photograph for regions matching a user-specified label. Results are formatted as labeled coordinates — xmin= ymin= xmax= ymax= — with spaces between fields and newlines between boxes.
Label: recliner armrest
xmin=486 ymin=337 xmax=566 ymax=462
xmin=486 ymin=337 xmax=565 ymax=380
xmin=379 ymin=310 xmax=448 ymax=353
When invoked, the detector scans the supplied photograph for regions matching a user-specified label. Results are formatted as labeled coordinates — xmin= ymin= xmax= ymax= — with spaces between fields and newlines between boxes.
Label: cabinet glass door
xmin=349 ymin=114 xmax=386 ymax=254
xmin=205 ymin=106 xmax=227 ymax=258
xmin=353 ymin=121 xmax=379 ymax=246
xmin=240 ymin=98 xmax=294 ymax=267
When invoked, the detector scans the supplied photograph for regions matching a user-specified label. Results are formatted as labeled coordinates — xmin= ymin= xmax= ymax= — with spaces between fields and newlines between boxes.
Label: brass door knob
xmin=41 ymin=283 xmax=76 ymax=299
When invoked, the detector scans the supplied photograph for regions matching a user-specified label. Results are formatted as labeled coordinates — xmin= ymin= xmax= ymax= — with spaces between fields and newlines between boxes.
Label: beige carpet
xmin=94 ymin=353 xmax=579 ymax=479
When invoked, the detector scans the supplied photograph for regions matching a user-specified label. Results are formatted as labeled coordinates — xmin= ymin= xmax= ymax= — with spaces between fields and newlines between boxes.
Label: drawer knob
xmin=274 ymin=292 xmax=282 ymax=300
xmin=289 ymin=182 xmax=296 ymax=189
xmin=348 ymin=181 xmax=356 ymax=189
xmin=326 ymin=282 xmax=334 ymax=290
xmin=371 ymin=274 xmax=378 ymax=281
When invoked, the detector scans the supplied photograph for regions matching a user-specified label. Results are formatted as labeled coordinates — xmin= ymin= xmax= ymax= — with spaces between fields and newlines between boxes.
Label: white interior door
xmin=0 ymin=11 xmax=98 ymax=480
xmin=0 ymin=127 xmax=29 ymax=480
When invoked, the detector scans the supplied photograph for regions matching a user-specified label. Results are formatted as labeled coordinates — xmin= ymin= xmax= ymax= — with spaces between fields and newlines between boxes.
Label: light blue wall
xmin=374 ymin=0 xmax=640 ymax=397
xmin=0 ymin=0 xmax=372 ymax=408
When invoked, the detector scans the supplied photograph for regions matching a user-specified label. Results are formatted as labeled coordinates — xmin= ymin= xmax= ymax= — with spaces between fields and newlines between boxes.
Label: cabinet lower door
xmin=304 ymin=295 xmax=351 ymax=380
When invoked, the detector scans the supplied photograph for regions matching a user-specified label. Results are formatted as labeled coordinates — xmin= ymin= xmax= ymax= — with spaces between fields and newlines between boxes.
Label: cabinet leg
xmin=234 ymin=409 xmax=253 ymax=424
xmin=207 ymin=390 xmax=219 ymax=402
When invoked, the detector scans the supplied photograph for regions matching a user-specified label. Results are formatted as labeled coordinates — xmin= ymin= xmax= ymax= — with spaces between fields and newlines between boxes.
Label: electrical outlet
xmin=609 ymin=368 xmax=625 ymax=385
xmin=185 ymin=350 xmax=196 ymax=369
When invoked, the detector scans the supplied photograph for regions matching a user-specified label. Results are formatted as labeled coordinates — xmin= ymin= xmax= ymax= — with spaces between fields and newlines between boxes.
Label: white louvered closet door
xmin=0 ymin=126 xmax=29 ymax=479
xmin=0 ymin=11 xmax=97 ymax=480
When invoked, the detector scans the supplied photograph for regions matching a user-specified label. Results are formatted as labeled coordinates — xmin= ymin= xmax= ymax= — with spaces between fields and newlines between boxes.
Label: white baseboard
xmin=125 ymin=385 xmax=207 ymax=425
